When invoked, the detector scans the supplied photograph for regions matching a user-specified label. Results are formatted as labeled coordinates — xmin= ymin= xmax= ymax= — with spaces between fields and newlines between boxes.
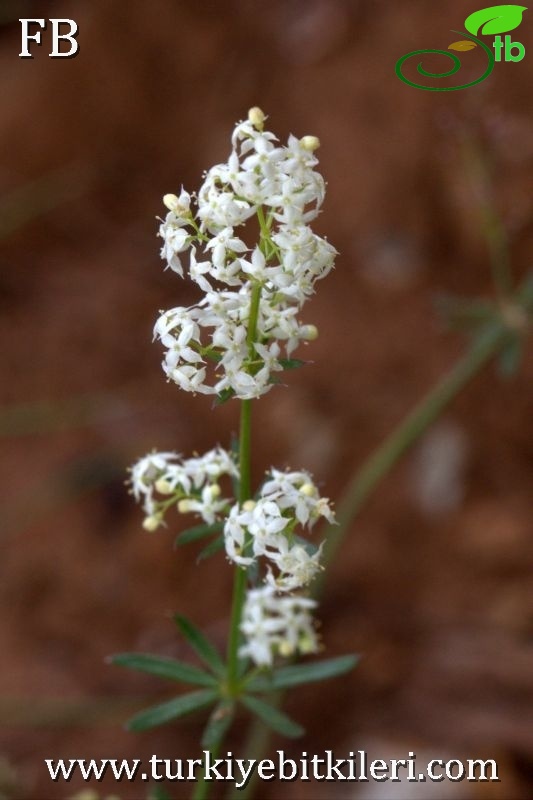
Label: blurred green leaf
xmin=435 ymin=294 xmax=496 ymax=332
xmin=174 ymin=616 xmax=225 ymax=676
xmin=201 ymin=700 xmax=235 ymax=749
xmin=247 ymin=654 xmax=359 ymax=692
xmin=214 ymin=388 xmax=235 ymax=406
xmin=241 ymin=695 xmax=304 ymax=738
xmin=148 ymin=787 xmax=173 ymax=800
xmin=278 ymin=359 xmax=307 ymax=371
xmin=196 ymin=535 xmax=225 ymax=563
xmin=110 ymin=654 xmax=217 ymax=688
xmin=174 ymin=522 xmax=223 ymax=548
xmin=127 ymin=689 xmax=218 ymax=732
xmin=498 ymin=336 xmax=524 ymax=377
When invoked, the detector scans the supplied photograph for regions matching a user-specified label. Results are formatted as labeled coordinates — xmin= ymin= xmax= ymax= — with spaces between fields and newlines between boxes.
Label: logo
xmin=396 ymin=4 xmax=527 ymax=90
xmin=19 ymin=19 xmax=80 ymax=59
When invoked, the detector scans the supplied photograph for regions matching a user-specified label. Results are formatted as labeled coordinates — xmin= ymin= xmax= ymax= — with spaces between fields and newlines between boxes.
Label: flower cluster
xmin=130 ymin=109 xmax=337 ymax=672
xmin=225 ymin=469 xmax=333 ymax=589
xmin=155 ymin=107 xmax=336 ymax=400
xmin=239 ymin=586 xmax=319 ymax=667
xmin=225 ymin=468 xmax=334 ymax=666
xmin=129 ymin=448 xmax=238 ymax=530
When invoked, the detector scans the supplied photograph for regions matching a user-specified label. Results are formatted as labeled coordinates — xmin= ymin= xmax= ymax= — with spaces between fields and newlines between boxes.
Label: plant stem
xmin=226 ymin=398 xmax=253 ymax=689
xmin=226 ymin=281 xmax=262 ymax=689
xmin=246 ymin=284 xmax=262 ymax=355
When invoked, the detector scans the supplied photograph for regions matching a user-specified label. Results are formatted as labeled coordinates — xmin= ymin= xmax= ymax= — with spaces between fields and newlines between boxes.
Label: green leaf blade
xmin=110 ymin=653 xmax=217 ymax=688
xmin=201 ymin=699 xmax=235 ymax=749
xmin=175 ymin=521 xmax=224 ymax=548
xmin=196 ymin=535 xmax=225 ymax=563
xmin=465 ymin=5 xmax=527 ymax=36
xmin=247 ymin=654 xmax=359 ymax=692
xmin=278 ymin=358 xmax=307 ymax=371
xmin=214 ymin=388 xmax=235 ymax=406
xmin=241 ymin=695 xmax=304 ymax=739
xmin=498 ymin=336 xmax=523 ymax=377
xmin=127 ymin=688 xmax=218 ymax=732
xmin=174 ymin=615 xmax=225 ymax=677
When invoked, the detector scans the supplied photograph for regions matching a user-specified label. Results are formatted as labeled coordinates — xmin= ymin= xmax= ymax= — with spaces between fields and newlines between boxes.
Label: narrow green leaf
xmin=196 ymin=535 xmax=225 ymax=563
xmin=174 ymin=615 xmax=225 ymax=676
xmin=110 ymin=653 xmax=217 ymax=688
xmin=214 ymin=388 xmax=235 ymax=406
xmin=435 ymin=295 xmax=495 ymax=331
xmin=247 ymin=654 xmax=359 ymax=692
xmin=465 ymin=5 xmax=527 ymax=36
xmin=498 ymin=336 xmax=523 ymax=377
xmin=174 ymin=522 xmax=224 ymax=548
xmin=241 ymin=695 xmax=304 ymax=739
xmin=201 ymin=699 xmax=235 ymax=749
xmin=278 ymin=358 xmax=307 ymax=371
xmin=238 ymin=655 xmax=252 ymax=679
xmin=127 ymin=689 xmax=218 ymax=732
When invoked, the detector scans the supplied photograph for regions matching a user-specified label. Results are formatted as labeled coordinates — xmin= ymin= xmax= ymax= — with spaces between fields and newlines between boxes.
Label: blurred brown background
xmin=1 ymin=1 xmax=532 ymax=798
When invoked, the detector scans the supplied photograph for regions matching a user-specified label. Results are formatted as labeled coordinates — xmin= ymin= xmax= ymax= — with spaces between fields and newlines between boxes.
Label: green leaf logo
xmin=465 ymin=5 xmax=527 ymax=36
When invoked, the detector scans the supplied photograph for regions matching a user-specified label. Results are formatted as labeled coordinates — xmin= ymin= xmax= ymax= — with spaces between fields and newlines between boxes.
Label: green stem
xmin=247 ymin=284 xmax=262 ymax=355
xmin=193 ymin=219 xmax=268 ymax=800
xmin=226 ymin=281 xmax=263 ymax=689
xmin=226 ymin=398 xmax=253 ymax=689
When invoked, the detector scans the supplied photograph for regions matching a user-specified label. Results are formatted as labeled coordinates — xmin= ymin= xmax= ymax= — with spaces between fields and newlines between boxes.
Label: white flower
xmin=158 ymin=191 xmax=193 ymax=275
xmin=267 ymin=542 xmax=324 ymax=592
xmin=153 ymin=109 xmax=336 ymax=400
xmin=130 ymin=451 xmax=181 ymax=515
xmin=224 ymin=498 xmax=288 ymax=566
xmin=129 ymin=447 xmax=238 ymax=526
xmin=261 ymin=468 xmax=335 ymax=527
xmin=239 ymin=585 xmax=319 ymax=667
xmin=223 ymin=468 xmax=333 ymax=591
xmin=179 ymin=484 xmax=226 ymax=526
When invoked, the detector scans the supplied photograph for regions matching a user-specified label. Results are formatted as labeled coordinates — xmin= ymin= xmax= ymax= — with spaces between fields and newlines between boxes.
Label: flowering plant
xmin=111 ymin=108 xmax=357 ymax=798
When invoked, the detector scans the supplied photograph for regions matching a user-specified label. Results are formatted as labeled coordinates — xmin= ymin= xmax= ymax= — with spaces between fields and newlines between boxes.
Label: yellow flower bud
xmin=300 ymin=482 xmax=316 ymax=497
xmin=299 ymin=633 xmax=318 ymax=654
xmin=155 ymin=479 xmax=173 ymax=495
xmin=248 ymin=106 xmax=266 ymax=128
xmin=242 ymin=499 xmax=256 ymax=512
xmin=300 ymin=135 xmax=320 ymax=152
xmin=278 ymin=640 xmax=295 ymax=657
xmin=208 ymin=484 xmax=221 ymax=499
xmin=178 ymin=499 xmax=193 ymax=513
xmin=301 ymin=324 xmax=318 ymax=341
xmin=162 ymin=193 xmax=180 ymax=211
xmin=142 ymin=515 xmax=161 ymax=532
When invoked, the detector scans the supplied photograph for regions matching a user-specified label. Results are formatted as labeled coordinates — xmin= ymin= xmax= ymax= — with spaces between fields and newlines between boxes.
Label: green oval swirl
xmin=395 ymin=31 xmax=495 ymax=91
